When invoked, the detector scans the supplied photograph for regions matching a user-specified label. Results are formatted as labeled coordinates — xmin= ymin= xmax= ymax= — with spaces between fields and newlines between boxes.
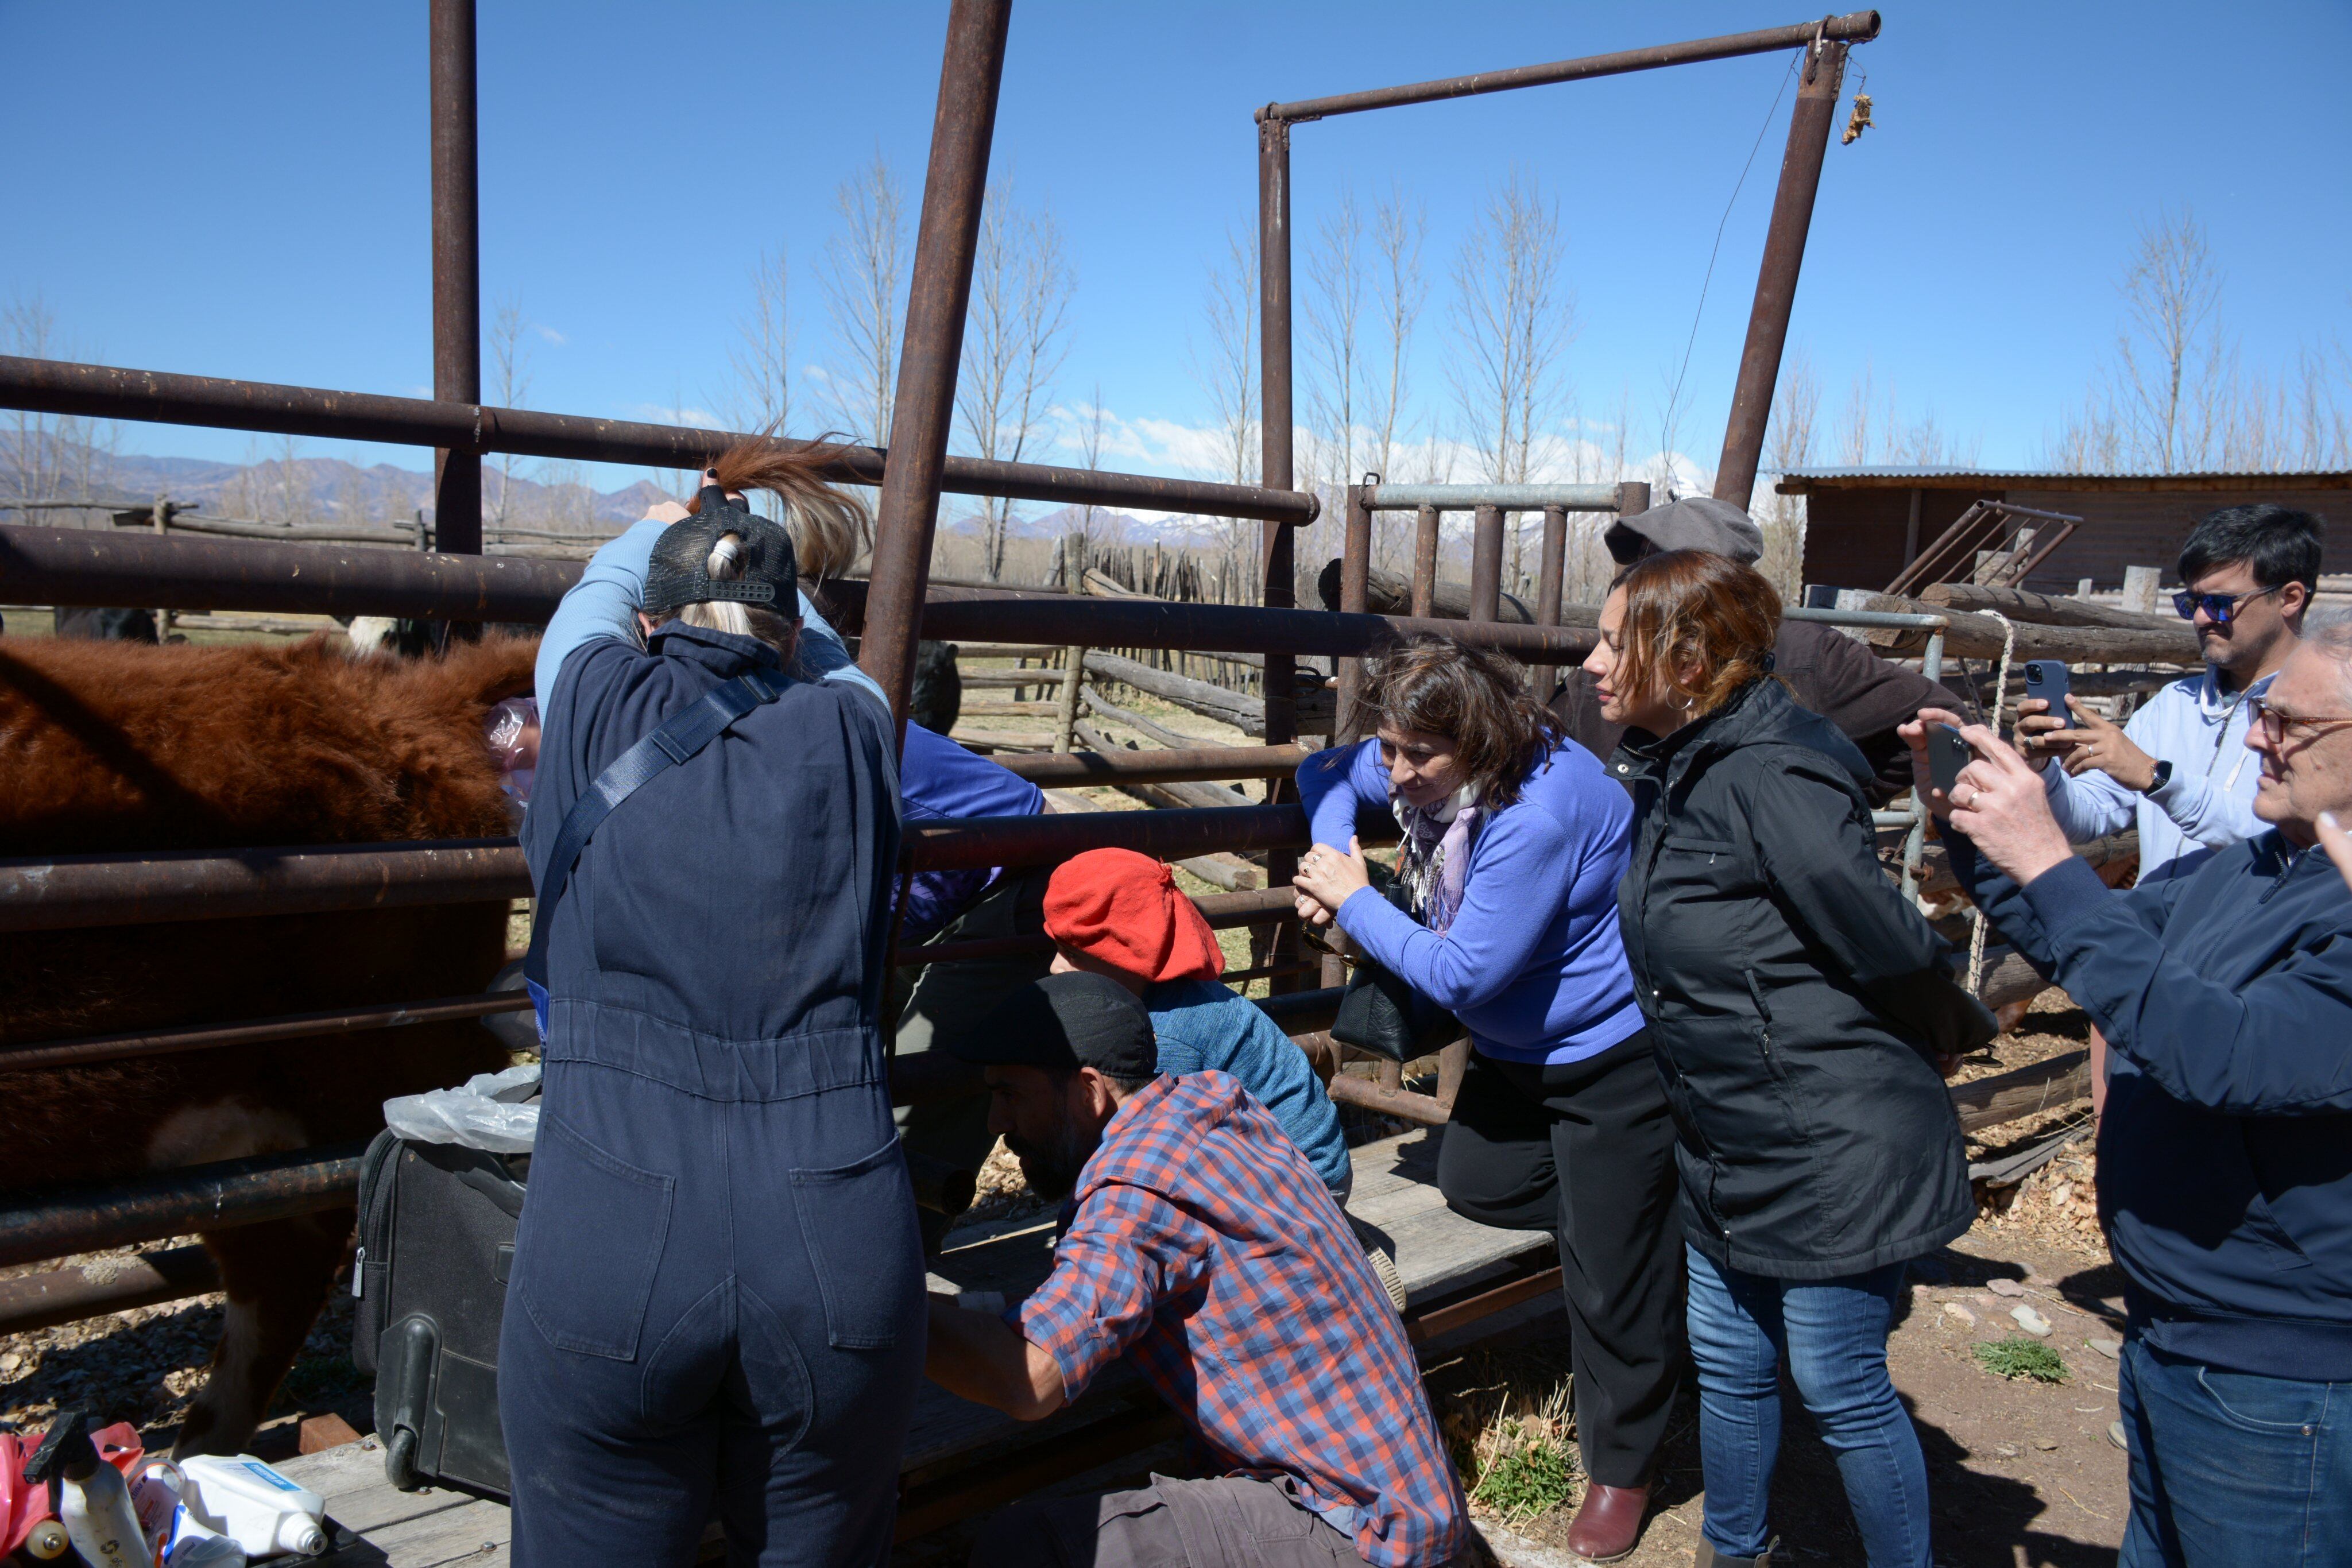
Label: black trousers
xmin=1436 ymin=1030 xmax=1685 ymax=1489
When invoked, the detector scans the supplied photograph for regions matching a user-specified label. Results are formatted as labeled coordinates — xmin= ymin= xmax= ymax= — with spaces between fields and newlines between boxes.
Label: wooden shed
xmin=1780 ymin=469 xmax=2352 ymax=595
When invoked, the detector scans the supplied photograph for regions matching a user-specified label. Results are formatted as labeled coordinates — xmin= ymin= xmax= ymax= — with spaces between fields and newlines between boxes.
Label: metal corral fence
xmin=0 ymin=1 xmax=1892 ymax=1350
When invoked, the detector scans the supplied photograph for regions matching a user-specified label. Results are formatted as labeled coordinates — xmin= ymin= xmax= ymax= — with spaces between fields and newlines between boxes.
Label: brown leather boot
xmin=1563 ymin=1481 xmax=1649 ymax=1562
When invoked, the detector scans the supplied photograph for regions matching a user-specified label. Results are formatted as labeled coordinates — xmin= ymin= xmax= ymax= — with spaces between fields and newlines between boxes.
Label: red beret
xmin=1043 ymin=849 xmax=1225 ymax=985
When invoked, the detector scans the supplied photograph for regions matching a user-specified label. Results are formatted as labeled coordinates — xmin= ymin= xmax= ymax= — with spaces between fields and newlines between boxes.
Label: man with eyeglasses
xmin=2018 ymin=504 xmax=2322 ymax=884
xmin=1898 ymin=615 xmax=2352 ymax=1567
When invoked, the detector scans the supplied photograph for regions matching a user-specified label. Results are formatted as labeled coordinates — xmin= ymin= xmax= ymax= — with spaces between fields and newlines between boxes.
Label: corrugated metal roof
xmin=1777 ymin=467 xmax=2352 ymax=493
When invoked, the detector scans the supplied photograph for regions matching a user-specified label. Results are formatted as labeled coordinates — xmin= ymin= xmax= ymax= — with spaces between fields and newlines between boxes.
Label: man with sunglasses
xmin=2020 ymin=504 xmax=2321 ymax=884
xmin=1899 ymin=617 xmax=2352 ymax=1567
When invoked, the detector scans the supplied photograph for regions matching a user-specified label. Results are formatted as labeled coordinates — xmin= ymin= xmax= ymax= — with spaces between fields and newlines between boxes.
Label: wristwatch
xmin=2141 ymin=759 xmax=2173 ymax=795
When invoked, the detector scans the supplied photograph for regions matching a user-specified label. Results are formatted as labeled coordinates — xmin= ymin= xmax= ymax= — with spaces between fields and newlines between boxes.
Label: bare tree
xmin=957 ymin=181 xmax=1076 ymax=580
xmin=2113 ymin=209 xmax=2229 ymax=471
xmin=1073 ymin=381 xmax=1110 ymax=560
xmin=1187 ymin=224 xmax=1260 ymax=582
xmin=729 ymin=247 xmax=794 ymax=436
xmin=2 ymin=296 xmax=117 ymax=517
xmin=1304 ymin=188 xmax=1367 ymax=499
xmin=1756 ymin=348 xmax=1821 ymax=597
xmin=820 ymin=152 xmax=907 ymax=447
xmin=1446 ymin=169 xmax=1575 ymax=579
xmin=1368 ymin=187 xmax=1428 ymax=486
xmin=488 ymin=295 xmax=532 ymax=529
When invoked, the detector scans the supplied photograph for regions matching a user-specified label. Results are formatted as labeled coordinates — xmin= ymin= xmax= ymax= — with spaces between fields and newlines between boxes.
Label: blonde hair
xmin=676 ymin=532 xmax=796 ymax=652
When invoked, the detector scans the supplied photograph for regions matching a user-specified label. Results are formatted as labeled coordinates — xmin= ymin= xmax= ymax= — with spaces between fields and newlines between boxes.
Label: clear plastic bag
xmin=382 ymin=1063 xmax=541 ymax=1153
xmin=484 ymin=696 xmax=540 ymax=820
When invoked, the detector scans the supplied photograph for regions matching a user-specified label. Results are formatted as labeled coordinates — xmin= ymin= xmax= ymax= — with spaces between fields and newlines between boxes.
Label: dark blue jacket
xmin=524 ymin=622 xmax=902 ymax=1069
xmin=1949 ymin=828 xmax=2352 ymax=1380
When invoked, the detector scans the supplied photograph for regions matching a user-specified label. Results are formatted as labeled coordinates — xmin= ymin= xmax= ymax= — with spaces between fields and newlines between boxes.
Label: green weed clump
xmin=1972 ymin=1336 xmax=2068 ymax=1384
xmin=1469 ymin=1418 xmax=1580 ymax=1526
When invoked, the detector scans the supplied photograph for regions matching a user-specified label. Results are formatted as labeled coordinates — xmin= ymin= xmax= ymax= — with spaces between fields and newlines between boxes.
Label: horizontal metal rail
xmin=995 ymin=744 xmax=1308 ymax=787
xmin=0 ymin=993 xmax=530 ymax=1074
xmin=1262 ymin=11 xmax=1881 ymax=122
xmin=0 ymin=1244 xmax=221 ymax=1337
xmin=0 ymin=1141 xmax=372 ymax=1269
xmin=0 ymin=357 xmax=1316 ymax=525
xmin=1363 ymin=483 xmax=1619 ymax=511
xmin=0 ymin=838 xmax=527 ymax=933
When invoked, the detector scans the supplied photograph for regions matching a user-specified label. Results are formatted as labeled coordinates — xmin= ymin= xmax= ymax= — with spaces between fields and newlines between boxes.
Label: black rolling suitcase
xmin=351 ymin=1118 xmax=529 ymax=1500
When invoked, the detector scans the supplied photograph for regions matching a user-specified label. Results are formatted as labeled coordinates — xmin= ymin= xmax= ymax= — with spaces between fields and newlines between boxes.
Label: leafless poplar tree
xmin=957 ymin=181 xmax=1076 ymax=580
xmin=729 ymin=247 xmax=794 ymax=436
xmin=1073 ymin=381 xmax=1111 ymax=559
xmin=2 ymin=296 xmax=117 ymax=517
xmin=1187 ymin=226 xmax=1260 ymax=582
xmin=1368 ymin=187 xmax=1428 ymax=488
xmin=1304 ymin=188 xmax=1367 ymax=500
xmin=821 ymin=152 xmax=907 ymax=447
xmin=488 ymin=295 xmax=532 ymax=529
xmin=1446 ymin=169 xmax=1575 ymax=580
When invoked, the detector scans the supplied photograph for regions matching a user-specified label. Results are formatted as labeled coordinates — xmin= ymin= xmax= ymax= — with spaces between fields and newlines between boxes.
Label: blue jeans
xmin=2118 ymin=1336 xmax=2352 ymax=1567
xmin=1684 ymin=1245 xmax=1931 ymax=1567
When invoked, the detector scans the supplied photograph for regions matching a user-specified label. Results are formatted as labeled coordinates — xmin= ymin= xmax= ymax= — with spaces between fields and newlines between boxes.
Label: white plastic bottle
xmin=53 ymin=1424 xmax=148 ymax=1568
xmin=131 ymin=1462 xmax=246 ymax=1568
xmin=173 ymin=1455 xmax=327 ymax=1559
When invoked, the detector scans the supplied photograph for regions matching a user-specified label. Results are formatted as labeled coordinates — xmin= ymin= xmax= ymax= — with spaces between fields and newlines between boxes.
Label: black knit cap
xmin=948 ymin=971 xmax=1158 ymax=1081
xmin=642 ymin=485 xmax=799 ymax=620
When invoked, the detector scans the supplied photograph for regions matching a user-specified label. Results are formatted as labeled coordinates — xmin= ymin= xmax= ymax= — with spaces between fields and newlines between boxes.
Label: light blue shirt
xmin=2041 ymin=665 xmax=2274 ymax=881
xmin=533 ymin=516 xmax=888 ymax=717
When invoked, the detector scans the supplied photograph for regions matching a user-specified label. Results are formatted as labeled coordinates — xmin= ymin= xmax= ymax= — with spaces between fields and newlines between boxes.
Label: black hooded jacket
xmin=1613 ymin=677 xmax=1996 ymax=1280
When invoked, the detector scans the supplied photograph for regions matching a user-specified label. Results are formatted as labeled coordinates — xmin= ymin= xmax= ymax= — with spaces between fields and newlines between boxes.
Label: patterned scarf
xmin=1391 ymin=783 xmax=1482 ymax=935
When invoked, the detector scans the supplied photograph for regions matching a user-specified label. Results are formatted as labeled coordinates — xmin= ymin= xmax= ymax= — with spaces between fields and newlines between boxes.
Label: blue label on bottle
xmin=240 ymin=1460 xmax=300 ymax=1493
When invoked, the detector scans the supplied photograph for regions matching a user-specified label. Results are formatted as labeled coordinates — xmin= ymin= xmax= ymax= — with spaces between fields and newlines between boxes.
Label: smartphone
xmin=2022 ymin=660 xmax=2072 ymax=727
xmin=1928 ymin=725 xmax=1974 ymax=795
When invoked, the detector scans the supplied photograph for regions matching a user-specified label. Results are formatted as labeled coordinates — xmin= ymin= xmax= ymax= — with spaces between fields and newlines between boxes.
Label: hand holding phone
xmin=1927 ymin=724 xmax=1974 ymax=796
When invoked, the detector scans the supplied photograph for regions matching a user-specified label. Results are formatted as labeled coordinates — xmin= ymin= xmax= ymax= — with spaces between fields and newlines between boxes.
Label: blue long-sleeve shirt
xmin=1948 ymin=825 xmax=2352 ymax=1380
xmin=2041 ymin=667 xmax=2273 ymax=880
xmin=538 ymin=518 xmax=1041 ymax=943
xmin=1144 ymin=978 xmax=1352 ymax=1197
xmin=1298 ymin=738 xmax=1645 ymax=1066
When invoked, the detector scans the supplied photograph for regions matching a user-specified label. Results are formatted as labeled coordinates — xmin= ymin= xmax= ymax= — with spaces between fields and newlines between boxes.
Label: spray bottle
xmin=25 ymin=1408 xmax=148 ymax=1568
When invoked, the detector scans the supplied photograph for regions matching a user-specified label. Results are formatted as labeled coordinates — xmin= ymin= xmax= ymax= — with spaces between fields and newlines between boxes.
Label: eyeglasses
xmin=2248 ymin=694 xmax=2352 ymax=745
xmin=2174 ymin=584 xmax=2283 ymax=624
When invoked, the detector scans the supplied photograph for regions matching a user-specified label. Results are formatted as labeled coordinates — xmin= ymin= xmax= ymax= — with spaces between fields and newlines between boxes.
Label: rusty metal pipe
xmin=0 ymin=1143 xmax=370 ymax=1269
xmin=0 ymin=359 xmax=1315 ymax=525
xmin=0 ymin=1245 xmax=222 ymax=1338
xmin=1260 ymin=11 xmax=1879 ymax=122
xmin=1336 ymin=485 xmax=1374 ymax=746
xmin=995 ymin=744 xmax=1307 ymax=786
xmin=912 ymin=594 xmax=1600 ymax=663
xmin=0 ymin=838 xmax=528 ymax=934
xmin=1411 ymin=506 xmax=1441 ymax=619
xmin=861 ymin=0 xmax=1013 ymax=737
xmin=1468 ymin=504 xmax=1504 ymax=624
xmin=0 ymin=993 xmax=530 ymax=1075
xmin=428 ymin=0 xmax=482 ymax=558
xmin=1713 ymin=37 xmax=1850 ymax=508
xmin=906 ymin=805 xmax=1399 ymax=874
xmin=1530 ymin=504 xmax=1568 ymax=696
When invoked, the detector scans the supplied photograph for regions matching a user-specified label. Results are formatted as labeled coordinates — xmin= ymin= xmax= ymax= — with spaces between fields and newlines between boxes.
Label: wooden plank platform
xmin=287 ymin=1129 xmax=1549 ymax=1566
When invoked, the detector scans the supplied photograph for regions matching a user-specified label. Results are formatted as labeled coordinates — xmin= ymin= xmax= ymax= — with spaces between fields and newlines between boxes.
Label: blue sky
xmin=4 ymin=1 xmax=2347 ymax=501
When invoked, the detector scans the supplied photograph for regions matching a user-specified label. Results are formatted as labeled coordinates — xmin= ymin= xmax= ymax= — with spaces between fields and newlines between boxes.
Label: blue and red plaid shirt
xmin=1016 ymin=1071 xmax=1465 ymax=1566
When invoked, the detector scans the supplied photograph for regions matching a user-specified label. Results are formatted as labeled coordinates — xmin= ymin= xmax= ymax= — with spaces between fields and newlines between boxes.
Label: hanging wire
xmin=1658 ymin=52 xmax=1802 ymax=458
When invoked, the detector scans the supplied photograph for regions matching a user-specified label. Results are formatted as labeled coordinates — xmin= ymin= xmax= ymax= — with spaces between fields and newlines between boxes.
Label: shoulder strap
xmin=523 ymin=670 xmax=781 ymax=1039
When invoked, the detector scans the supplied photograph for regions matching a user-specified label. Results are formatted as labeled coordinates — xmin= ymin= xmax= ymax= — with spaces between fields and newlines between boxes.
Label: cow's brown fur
xmin=0 ymin=633 xmax=536 ymax=1453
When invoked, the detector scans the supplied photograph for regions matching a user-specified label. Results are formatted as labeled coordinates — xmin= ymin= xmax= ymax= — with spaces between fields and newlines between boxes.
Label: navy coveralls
xmin=503 ymin=622 xmax=922 ymax=1566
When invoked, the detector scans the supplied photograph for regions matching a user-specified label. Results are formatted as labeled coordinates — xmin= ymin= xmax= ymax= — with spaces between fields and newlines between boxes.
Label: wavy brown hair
xmin=1607 ymin=549 xmax=1782 ymax=718
xmin=691 ymin=431 xmax=873 ymax=592
xmin=1361 ymin=638 xmax=1565 ymax=807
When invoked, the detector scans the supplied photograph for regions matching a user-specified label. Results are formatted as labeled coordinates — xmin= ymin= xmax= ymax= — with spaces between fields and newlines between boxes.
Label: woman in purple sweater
xmin=1291 ymin=638 xmax=1678 ymax=1563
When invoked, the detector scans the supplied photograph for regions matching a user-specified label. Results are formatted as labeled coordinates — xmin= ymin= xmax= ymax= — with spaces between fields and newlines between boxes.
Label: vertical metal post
xmin=1336 ymin=486 xmax=1374 ymax=746
xmin=1529 ymin=503 xmax=1568 ymax=697
xmin=1411 ymin=504 xmax=1441 ymax=618
xmin=1255 ymin=112 xmax=1297 ymax=748
xmin=428 ymin=0 xmax=481 ymax=559
xmin=857 ymin=0 xmax=1012 ymax=745
xmin=1712 ymin=36 xmax=1849 ymax=509
xmin=1615 ymin=479 xmax=1653 ymax=525
xmin=1468 ymin=503 xmax=1504 ymax=624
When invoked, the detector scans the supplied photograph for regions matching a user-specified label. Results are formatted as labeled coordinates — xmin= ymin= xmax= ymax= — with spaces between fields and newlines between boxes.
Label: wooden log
xmin=1081 ymin=691 xmax=1210 ymax=750
xmin=1975 ymin=948 xmax=2054 ymax=1012
xmin=1314 ymin=559 xmax=1534 ymax=624
xmin=1174 ymin=854 xmax=1262 ymax=892
xmin=1911 ymin=831 xmax=2136 ymax=901
xmin=1117 ymin=778 xmax=1255 ymax=811
xmin=1082 ymin=652 xmax=1332 ymax=735
xmin=1952 ymin=1050 xmax=2091 ymax=1133
xmin=956 ymin=699 xmax=1061 ymax=717
xmin=1918 ymin=580 xmax=2183 ymax=634
xmin=1850 ymin=594 xmax=2199 ymax=664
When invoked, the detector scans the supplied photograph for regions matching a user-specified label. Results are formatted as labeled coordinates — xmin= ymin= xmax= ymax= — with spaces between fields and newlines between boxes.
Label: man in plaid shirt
xmin=926 ymin=972 xmax=1467 ymax=1567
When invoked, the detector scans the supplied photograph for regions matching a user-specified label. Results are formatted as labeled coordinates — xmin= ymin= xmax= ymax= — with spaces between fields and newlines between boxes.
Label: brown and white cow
xmin=0 ymin=631 xmax=535 ymax=1454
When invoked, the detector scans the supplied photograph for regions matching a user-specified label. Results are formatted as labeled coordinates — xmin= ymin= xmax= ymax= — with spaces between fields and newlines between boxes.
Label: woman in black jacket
xmin=1584 ymin=550 xmax=1993 ymax=1568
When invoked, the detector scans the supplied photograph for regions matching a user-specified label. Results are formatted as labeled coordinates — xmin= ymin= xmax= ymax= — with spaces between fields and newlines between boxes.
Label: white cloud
xmin=533 ymin=324 xmax=568 ymax=346
xmin=630 ymin=401 xmax=725 ymax=430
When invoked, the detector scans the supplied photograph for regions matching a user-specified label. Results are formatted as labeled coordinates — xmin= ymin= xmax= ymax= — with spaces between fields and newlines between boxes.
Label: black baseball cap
xmin=643 ymin=485 xmax=799 ymax=620
xmin=947 ymin=971 xmax=1158 ymax=1081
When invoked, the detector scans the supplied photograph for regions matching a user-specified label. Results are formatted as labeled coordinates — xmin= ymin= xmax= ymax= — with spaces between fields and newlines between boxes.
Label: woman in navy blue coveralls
xmin=503 ymin=473 xmax=923 ymax=1566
